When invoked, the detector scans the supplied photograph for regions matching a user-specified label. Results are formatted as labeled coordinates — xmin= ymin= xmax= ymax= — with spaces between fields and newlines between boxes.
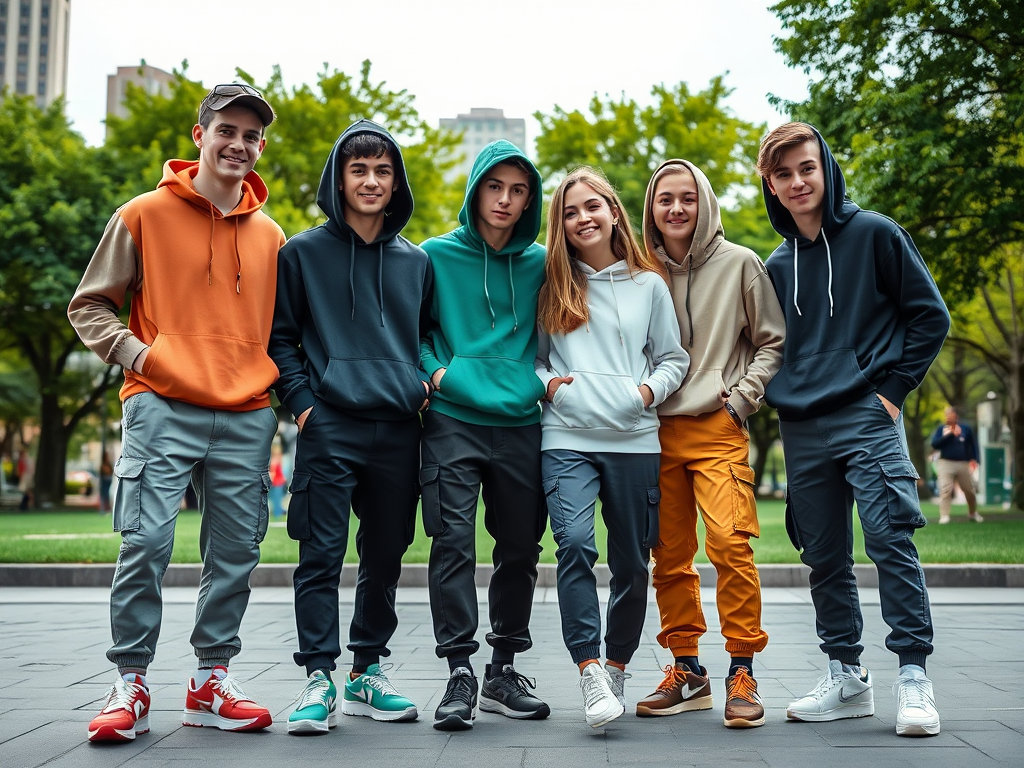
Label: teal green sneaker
xmin=342 ymin=663 xmax=418 ymax=722
xmin=287 ymin=670 xmax=337 ymax=735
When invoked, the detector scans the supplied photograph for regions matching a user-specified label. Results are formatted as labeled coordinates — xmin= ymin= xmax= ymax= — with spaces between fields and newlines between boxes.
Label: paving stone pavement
xmin=1 ymin=585 xmax=1022 ymax=767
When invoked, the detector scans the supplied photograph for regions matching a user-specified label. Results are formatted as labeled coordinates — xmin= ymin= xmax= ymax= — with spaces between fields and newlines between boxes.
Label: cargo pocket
xmin=112 ymin=456 xmax=145 ymax=532
xmin=286 ymin=472 xmax=312 ymax=542
xmin=643 ymin=486 xmax=661 ymax=548
xmin=879 ymin=457 xmax=926 ymax=529
xmin=542 ymin=476 xmax=565 ymax=538
xmin=784 ymin=487 xmax=803 ymax=551
xmin=255 ymin=471 xmax=271 ymax=544
xmin=730 ymin=464 xmax=759 ymax=537
xmin=420 ymin=464 xmax=444 ymax=537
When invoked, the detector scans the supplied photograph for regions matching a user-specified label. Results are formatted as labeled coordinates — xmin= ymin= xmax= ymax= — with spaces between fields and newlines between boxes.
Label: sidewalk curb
xmin=1 ymin=562 xmax=1021 ymax=588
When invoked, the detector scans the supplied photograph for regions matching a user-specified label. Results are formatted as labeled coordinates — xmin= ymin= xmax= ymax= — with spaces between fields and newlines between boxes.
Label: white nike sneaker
xmin=579 ymin=663 xmax=624 ymax=728
xmin=893 ymin=665 xmax=940 ymax=736
xmin=787 ymin=660 xmax=874 ymax=722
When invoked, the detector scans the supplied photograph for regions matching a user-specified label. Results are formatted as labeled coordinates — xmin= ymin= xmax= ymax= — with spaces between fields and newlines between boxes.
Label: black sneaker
xmin=433 ymin=667 xmax=478 ymax=731
xmin=479 ymin=664 xmax=550 ymax=720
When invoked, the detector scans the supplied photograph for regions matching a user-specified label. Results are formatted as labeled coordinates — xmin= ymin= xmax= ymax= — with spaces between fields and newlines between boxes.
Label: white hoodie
xmin=535 ymin=260 xmax=689 ymax=453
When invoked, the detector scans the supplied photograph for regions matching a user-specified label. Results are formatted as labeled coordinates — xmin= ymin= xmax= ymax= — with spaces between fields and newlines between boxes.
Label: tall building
xmin=0 ymin=0 xmax=70 ymax=107
xmin=106 ymin=63 xmax=174 ymax=123
xmin=440 ymin=108 xmax=528 ymax=181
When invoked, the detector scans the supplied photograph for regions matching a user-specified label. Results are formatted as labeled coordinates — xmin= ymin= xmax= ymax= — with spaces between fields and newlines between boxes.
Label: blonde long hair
xmin=539 ymin=167 xmax=667 ymax=335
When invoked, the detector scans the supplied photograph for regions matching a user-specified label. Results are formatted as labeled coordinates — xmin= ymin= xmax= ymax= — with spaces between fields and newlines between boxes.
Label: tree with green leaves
xmin=104 ymin=60 xmax=463 ymax=240
xmin=0 ymin=93 xmax=122 ymax=505
xmin=770 ymin=0 xmax=1024 ymax=304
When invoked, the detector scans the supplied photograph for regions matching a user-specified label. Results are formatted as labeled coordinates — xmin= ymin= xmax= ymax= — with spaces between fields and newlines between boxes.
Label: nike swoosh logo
xmin=354 ymin=687 xmax=370 ymax=703
xmin=134 ymin=700 xmax=146 ymax=717
xmin=839 ymin=688 xmax=867 ymax=703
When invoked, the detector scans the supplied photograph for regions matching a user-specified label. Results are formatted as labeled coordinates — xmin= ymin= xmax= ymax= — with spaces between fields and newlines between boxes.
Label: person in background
xmin=269 ymin=442 xmax=287 ymax=518
xmin=930 ymin=405 xmax=981 ymax=524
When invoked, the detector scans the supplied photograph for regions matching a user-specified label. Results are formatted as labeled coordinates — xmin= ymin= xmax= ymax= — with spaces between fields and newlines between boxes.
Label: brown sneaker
xmin=636 ymin=663 xmax=712 ymax=717
xmin=723 ymin=668 xmax=765 ymax=728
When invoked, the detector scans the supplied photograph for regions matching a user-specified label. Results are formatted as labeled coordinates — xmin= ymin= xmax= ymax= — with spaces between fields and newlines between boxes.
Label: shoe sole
xmin=342 ymin=699 xmax=418 ymax=722
xmin=479 ymin=696 xmax=551 ymax=720
xmin=87 ymin=715 xmax=149 ymax=743
xmin=287 ymin=712 xmax=337 ymax=734
xmin=724 ymin=714 xmax=766 ymax=728
xmin=433 ymin=712 xmax=476 ymax=731
xmin=786 ymin=703 xmax=874 ymax=722
xmin=636 ymin=695 xmax=713 ymax=717
xmin=587 ymin=703 xmax=625 ymax=728
xmin=897 ymin=720 xmax=940 ymax=737
xmin=182 ymin=709 xmax=272 ymax=731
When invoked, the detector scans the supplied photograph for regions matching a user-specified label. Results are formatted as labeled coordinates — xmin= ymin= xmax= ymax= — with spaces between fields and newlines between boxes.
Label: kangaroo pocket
xmin=672 ymin=368 xmax=726 ymax=413
xmin=142 ymin=332 xmax=278 ymax=408
xmin=317 ymin=357 xmax=424 ymax=415
xmin=549 ymin=370 xmax=645 ymax=431
xmin=439 ymin=355 xmax=545 ymax=419
xmin=765 ymin=348 xmax=873 ymax=417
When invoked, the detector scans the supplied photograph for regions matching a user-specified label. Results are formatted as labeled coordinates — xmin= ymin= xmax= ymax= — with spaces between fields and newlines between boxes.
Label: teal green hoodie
xmin=420 ymin=141 xmax=546 ymax=426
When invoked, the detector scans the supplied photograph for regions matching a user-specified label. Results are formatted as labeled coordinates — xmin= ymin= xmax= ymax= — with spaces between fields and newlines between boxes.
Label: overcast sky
xmin=66 ymin=0 xmax=812 ymax=149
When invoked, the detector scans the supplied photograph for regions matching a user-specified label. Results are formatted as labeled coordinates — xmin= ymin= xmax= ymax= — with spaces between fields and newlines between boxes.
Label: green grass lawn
xmin=1 ymin=501 xmax=1020 ymax=565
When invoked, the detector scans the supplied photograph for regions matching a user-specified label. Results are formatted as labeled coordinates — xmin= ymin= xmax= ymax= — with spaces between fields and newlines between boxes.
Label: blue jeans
xmin=541 ymin=449 xmax=660 ymax=665
xmin=780 ymin=392 xmax=932 ymax=668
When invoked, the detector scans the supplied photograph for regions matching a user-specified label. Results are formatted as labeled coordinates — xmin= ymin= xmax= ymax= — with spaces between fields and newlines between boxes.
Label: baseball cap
xmin=198 ymin=83 xmax=275 ymax=128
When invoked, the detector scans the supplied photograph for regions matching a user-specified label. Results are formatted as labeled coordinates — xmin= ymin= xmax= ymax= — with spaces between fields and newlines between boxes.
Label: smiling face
xmin=193 ymin=105 xmax=265 ymax=186
xmin=766 ymin=139 xmax=826 ymax=226
xmin=474 ymin=162 xmax=533 ymax=249
xmin=339 ymin=152 xmax=396 ymax=222
xmin=562 ymin=181 xmax=618 ymax=258
xmin=652 ymin=168 xmax=699 ymax=260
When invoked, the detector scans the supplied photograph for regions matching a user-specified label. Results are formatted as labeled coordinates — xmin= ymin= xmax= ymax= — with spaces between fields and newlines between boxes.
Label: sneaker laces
xmin=728 ymin=669 xmax=758 ymax=703
xmin=210 ymin=674 xmax=252 ymax=703
xmin=655 ymin=664 xmax=686 ymax=693
xmin=580 ymin=670 xmax=612 ymax=709
xmin=443 ymin=671 xmax=476 ymax=706
xmin=501 ymin=666 xmax=538 ymax=696
xmin=808 ymin=669 xmax=844 ymax=698
xmin=102 ymin=676 xmax=145 ymax=713
xmin=894 ymin=676 xmax=932 ymax=710
xmin=365 ymin=666 xmax=400 ymax=697
xmin=296 ymin=675 xmax=332 ymax=708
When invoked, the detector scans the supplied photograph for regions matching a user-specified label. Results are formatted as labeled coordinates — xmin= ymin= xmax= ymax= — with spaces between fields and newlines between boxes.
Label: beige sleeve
xmin=67 ymin=211 xmax=148 ymax=370
xmin=729 ymin=269 xmax=787 ymax=421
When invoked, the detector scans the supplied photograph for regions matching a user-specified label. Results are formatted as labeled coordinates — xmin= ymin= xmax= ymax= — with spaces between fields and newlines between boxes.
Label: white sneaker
xmin=604 ymin=663 xmax=630 ymax=709
xmin=938 ymin=515 xmax=950 ymax=524
xmin=580 ymin=663 xmax=624 ymax=727
xmin=968 ymin=512 xmax=984 ymax=523
xmin=893 ymin=665 xmax=940 ymax=736
xmin=786 ymin=660 xmax=874 ymax=721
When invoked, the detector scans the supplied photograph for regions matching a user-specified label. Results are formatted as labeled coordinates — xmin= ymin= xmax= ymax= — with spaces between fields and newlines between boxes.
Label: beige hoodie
xmin=642 ymin=159 xmax=785 ymax=421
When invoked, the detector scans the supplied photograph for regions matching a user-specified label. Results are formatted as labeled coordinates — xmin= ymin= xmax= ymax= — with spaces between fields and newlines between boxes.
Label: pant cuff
xmin=109 ymin=653 xmax=153 ymax=672
xmin=827 ymin=649 xmax=863 ymax=666
xmin=897 ymin=650 xmax=929 ymax=670
xmin=352 ymin=652 xmax=380 ymax=670
xmin=569 ymin=643 xmax=602 ymax=665
xmin=196 ymin=646 xmax=239 ymax=668
xmin=605 ymin=643 xmax=637 ymax=666
xmin=668 ymin=642 xmax=700 ymax=656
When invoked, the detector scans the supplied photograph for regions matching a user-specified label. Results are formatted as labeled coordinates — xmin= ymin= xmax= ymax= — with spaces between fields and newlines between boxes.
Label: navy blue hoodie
xmin=762 ymin=126 xmax=949 ymax=421
xmin=270 ymin=120 xmax=432 ymax=421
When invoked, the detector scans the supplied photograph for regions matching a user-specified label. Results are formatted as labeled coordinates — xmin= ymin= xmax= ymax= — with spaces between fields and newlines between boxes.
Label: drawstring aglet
xmin=236 ymin=273 xmax=241 ymax=294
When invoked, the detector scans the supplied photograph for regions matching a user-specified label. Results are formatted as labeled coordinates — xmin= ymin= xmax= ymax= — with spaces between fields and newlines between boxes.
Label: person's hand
xmin=545 ymin=376 xmax=574 ymax=402
xmin=877 ymin=393 xmax=900 ymax=420
xmin=952 ymin=424 xmax=962 ymax=436
xmin=431 ymin=367 xmax=446 ymax=391
xmin=942 ymin=425 xmax=954 ymax=436
xmin=132 ymin=347 xmax=150 ymax=374
xmin=639 ymin=384 xmax=655 ymax=408
xmin=420 ymin=380 xmax=431 ymax=412
xmin=295 ymin=406 xmax=313 ymax=432
xmin=969 ymin=460 xmax=979 ymax=473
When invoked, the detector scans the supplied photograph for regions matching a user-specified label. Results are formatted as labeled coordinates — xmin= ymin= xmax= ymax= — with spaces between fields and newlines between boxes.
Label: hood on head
xmin=643 ymin=159 xmax=723 ymax=271
xmin=316 ymin=119 xmax=414 ymax=244
xmin=459 ymin=140 xmax=543 ymax=254
xmin=761 ymin=124 xmax=859 ymax=242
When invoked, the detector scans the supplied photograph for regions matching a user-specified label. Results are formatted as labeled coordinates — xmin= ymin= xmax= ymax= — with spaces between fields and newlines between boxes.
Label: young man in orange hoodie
xmin=68 ymin=84 xmax=286 ymax=744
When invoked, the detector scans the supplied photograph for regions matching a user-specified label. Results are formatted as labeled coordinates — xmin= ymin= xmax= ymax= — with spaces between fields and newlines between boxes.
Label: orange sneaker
xmin=723 ymin=668 xmax=765 ymax=728
xmin=182 ymin=666 xmax=272 ymax=731
xmin=87 ymin=674 xmax=150 ymax=742
xmin=636 ymin=662 xmax=712 ymax=716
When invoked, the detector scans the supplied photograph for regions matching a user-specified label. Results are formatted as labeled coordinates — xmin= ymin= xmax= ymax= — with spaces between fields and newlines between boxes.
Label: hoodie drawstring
xmin=349 ymin=237 xmax=357 ymax=320
xmin=508 ymin=257 xmax=518 ymax=333
xmin=608 ymin=271 xmax=625 ymax=346
xmin=482 ymin=242 xmax=496 ymax=330
xmin=234 ymin=218 xmax=241 ymax=294
xmin=378 ymin=242 xmax=385 ymax=327
xmin=684 ymin=257 xmax=694 ymax=348
xmin=792 ymin=230 xmax=833 ymax=318
xmin=206 ymin=209 xmax=216 ymax=286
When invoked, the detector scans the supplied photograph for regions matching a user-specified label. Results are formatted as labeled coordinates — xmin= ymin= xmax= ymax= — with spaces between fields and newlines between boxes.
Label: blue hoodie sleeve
xmin=874 ymin=226 xmax=950 ymax=410
xmin=269 ymin=247 xmax=317 ymax=419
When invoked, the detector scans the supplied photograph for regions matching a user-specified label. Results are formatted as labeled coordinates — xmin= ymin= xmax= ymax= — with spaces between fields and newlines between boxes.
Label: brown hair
xmin=757 ymin=122 xmax=819 ymax=178
xmin=538 ymin=167 xmax=667 ymax=335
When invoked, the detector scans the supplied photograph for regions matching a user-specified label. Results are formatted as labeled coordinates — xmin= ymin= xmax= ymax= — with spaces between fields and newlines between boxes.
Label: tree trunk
xmin=1012 ymin=360 xmax=1023 ymax=512
xmin=34 ymin=392 xmax=68 ymax=508
xmin=747 ymin=408 xmax=780 ymax=497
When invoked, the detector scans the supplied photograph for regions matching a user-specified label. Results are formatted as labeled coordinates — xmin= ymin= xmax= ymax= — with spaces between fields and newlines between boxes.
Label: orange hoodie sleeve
xmin=68 ymin=211 xmax=148 ymax=371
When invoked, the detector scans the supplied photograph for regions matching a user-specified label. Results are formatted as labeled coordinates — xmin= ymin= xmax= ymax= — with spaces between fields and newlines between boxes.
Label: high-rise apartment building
xmin=106 ymin=63 xmax=174 ymax=122
xmin=440 ymin=108 xmax=528 ymax=180
xmin=0 ymin=0 xmax=70 ymax=107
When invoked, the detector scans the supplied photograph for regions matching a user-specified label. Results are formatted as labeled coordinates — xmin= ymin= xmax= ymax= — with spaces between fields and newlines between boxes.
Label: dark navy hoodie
xmin=762 ymin=126 xmax=949 ymax=421
xmin=269 ymin=120 xmax=432 ymax=421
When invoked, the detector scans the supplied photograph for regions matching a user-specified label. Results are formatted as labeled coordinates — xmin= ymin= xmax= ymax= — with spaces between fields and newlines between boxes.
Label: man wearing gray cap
xmin=69 ymin=83 xmax=285 ymax=743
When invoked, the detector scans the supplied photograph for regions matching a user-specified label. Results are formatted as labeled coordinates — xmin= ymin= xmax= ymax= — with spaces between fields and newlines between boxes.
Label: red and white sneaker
xmin=87 ymin=674 xmax=151 ymax=742
xmin=182 ymin=666 xmax=272 ymax=731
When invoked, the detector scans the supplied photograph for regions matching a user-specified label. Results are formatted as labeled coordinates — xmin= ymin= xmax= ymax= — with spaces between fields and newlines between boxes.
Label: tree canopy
xmin=770 ymin=0 xmax=1024 ymax=304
